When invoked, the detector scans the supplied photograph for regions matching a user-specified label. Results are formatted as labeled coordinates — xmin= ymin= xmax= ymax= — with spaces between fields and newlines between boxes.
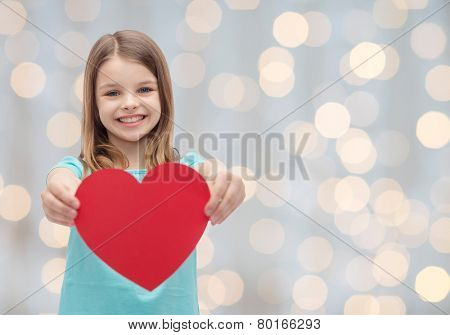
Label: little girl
xmin=41 ymin=30 xmax=245 ymax=315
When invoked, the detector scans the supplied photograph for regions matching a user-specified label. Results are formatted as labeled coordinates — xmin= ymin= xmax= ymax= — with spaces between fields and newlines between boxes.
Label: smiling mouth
xmin=116 ymin=115 xmax=148 ymax=124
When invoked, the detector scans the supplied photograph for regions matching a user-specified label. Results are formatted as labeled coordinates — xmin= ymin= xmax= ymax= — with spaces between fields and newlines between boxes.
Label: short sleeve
xmin=179 ymin=151 xmax=205 ymax=168
xmin=46 ymin=155 xmax=83 ymax=185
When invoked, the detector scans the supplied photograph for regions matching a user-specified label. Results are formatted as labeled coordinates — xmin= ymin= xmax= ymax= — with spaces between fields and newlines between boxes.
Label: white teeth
xmin=119 ymin=115 xmax=145 ymax=123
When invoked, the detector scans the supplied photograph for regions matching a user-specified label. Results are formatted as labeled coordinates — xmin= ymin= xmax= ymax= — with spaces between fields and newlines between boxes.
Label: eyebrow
xmin=98 ymin=80 xmax=157 ymax=91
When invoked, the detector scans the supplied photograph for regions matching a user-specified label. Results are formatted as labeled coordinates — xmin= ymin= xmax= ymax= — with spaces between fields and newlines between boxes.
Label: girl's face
xmin=95 ymin=55 xmax=161 ymax=144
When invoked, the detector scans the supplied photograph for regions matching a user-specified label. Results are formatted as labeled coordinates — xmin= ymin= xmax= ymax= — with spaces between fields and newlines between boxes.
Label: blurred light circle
xmin=292 ymin=275 xmax=328 ymax=310
xmin=416 ymin=111 xmax=449 ymax=148
xmin=340 ymin=52 xmax=369 ymax=86
xmin=351 ymin=215 xmax=386 ymax=250
xmin=185 ymin=0 xmax=222 ymax=33
xmin=345 ymin=91 xmax=379 ymax=127
xmin=344 ymin=295 xmax=379 ymax=314
xmin=341 ymin=146 xmax=377 ymax=174
xmin=39 ymin=217 xmax=70 ymax=248
xmin=74 ymin=72 xmax=84 ymax=102
xmin=317 ymin=178 xmax=340 ymax=214
xmin=375 ymin=197 xmax=410 ymax=227
xmin=10 ymin=62 xmax=46 ymax=98
xmin=373 ymin=0 xmax=408 ymax=29
xmin=346 ymin=256 xmax=378 ymax=291
xmin=55 ymin=32 xmax=90 ymax=68
xmin=303 ymin=11 xmax=332 ymax=47
xmin=208 ymin=73 xmax=245 ymax=108
xmin=199 ymin=301 xmax=210 ymax=315
xmin=256 ymin=174 xmax=291 ymax=208
xmin=207 ymin=275 xmax=227 ymax=306
xmin=397 ymin=199 xmax=429 ymax=236
xmin=349 ymin=42 xmax=386 ymax=79
xmin=0 ymin=0 xmax=27 ymax=35
xmin=261 ymin=61 xmax=292 ymax=83
xmin=290 ymin=302 xmax=326 ymax=315
xmin=257 ymin=268 xmax=292 ymax=304
xmin=197 ymin=234 xmax=214 ymax=269
xmin=171 ymin=53 xmax=205 ymax=88
xmin=315 ymin=102 xmax=351 ymax=139
xmin=224 ymin=0 xmax=259 ymax=10
xmin=258 ymin=47 xmax=294 ymax=72
xmin=213 ymin=270 xmax=244 ymax=306
xmin=259 ymin=72 xmax=295 ymax=97
xmin=430 ymin=177 xmax=450 ymax=213
xmin=198 ymin=274 xmax=224 ymax=310
xmin=415 ymin=266 xmax=449 ymax=303
xmin=336 ymin=128 xmax=377 ymax=174
xmin=46 ymin=112 xmax=81 ymax=148
xmin=65 ymin=0 xmax=101 ymax=22
xmin=370 ymin=178 xmax=405 ymax=215
xmin=249 ymin=218 xmax=285 ymax=254
xmin=273 ymin=12 xmax=309 ymax=48
xmin=377 ymin=296 xmax=406 ymax=315
xmin=343 ymin=10 xmax=376 ymax=44
xmin=394 ymin=0 xmax=428 ymax=9
xmin=377 ymin=242 xmax=411 ymax=263
xmin=176 ymin=20 xmax=211 ymax=52
xmin=425 ymin=65 xmax=450 ymax=102
xmin=5 ymin=30 xmax=39 ymax=64
xmin=334 ymin=176 xmax=370 ymax=212
xmin=376 ymin=45 xmax=400 ymax=80
xmin=395 ymin=199 xmax=429 ymax=249
xmin=234 ymin=76 xmax=260 ymax=112
xmin=410 ymin=22 xmax=447 ymax=59
xmin=41 ymin=257 xmax=66 ymax=294
xmin=340 ymin=137 xmax=373 ymax=164
xmin=372 ymin=249 xmax=409 ymax=287
xmin=376 ymin=130 xmax=410 ymax=167
xmin=297 ymin=236 xmax=333 ymax=272
xmin=429 ymin=217 xmax=450 ymax=253
xmin=334 ymin=207 xmax=371 ymax=236
xmin=0 ymin=185 xmax=31 ymax=222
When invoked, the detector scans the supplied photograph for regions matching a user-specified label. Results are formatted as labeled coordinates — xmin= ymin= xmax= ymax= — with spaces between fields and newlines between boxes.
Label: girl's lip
xmin=116 ymin=115 xmax=147 ymax=127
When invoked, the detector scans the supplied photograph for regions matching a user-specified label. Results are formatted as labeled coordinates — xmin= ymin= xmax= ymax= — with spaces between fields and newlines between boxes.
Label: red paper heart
xmin=74 ymin=162 xmax=210 ymax=291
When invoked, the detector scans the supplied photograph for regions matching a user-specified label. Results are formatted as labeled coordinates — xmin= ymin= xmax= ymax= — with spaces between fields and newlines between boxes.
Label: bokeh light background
xmin=0 ymin=0 xmax=449 ymax=314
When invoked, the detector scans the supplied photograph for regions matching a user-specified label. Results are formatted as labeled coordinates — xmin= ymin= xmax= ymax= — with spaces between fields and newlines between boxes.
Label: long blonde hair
xmin=78 ymin=30 xmax=180 ymax=178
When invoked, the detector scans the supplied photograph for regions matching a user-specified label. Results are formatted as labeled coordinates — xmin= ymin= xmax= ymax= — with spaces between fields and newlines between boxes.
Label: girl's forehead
xmin=96 ymin=56 xmax=156 ymax=85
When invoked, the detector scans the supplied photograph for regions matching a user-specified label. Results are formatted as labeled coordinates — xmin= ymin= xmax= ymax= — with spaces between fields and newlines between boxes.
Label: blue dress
xmin=47 ymin=152 xmax=205 ymax=314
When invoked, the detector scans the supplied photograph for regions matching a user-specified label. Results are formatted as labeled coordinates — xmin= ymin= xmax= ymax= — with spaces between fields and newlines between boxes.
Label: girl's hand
xmin=202 ymin=167 xmax=246 ymax=226
xmin=41 ymin=169 xmax=81 ymax=227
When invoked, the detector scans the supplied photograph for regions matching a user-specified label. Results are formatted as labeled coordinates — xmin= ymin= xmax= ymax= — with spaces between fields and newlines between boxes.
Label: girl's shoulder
xmin=179 ymin=151 xmax=205 ymax=168
xmin=49 ymin=155 xmax=84 ymax=180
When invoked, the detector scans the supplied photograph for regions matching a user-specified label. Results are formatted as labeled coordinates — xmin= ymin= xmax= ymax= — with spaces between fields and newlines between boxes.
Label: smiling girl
xmin=41 ymin=30 xmax=245 ymax=314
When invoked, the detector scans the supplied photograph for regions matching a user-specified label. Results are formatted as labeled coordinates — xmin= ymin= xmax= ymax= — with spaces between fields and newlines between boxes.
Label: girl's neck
xmin=109 ymin=135 xmax=147 ymax=170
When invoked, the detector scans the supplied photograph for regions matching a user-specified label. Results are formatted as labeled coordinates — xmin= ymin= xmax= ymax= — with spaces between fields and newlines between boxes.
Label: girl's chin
xmin=110 ymin=131 xmax=148 ymax=143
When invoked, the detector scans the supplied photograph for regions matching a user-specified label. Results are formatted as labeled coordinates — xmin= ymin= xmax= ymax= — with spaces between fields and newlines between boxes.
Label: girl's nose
xmin=122 ymin=93 xmax=139 ymax=110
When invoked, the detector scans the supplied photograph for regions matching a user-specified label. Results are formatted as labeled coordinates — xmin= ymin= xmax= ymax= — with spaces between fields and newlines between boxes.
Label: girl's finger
xmin=45 ymin=191 xmax=78 ymax=220
xmin=48 ymin=181 xmax=80 ymax=209
xmin=211 ymin=176 xmax=243 ymax=224
xmin=45 ymin=213 xmax=74 ymax=227
xmin=204 ymin=171 xmax=232 ymax=216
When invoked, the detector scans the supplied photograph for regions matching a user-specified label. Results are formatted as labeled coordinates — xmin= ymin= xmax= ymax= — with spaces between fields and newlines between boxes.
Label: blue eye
xmin=138 ymin=87 xmax=152 ymax=93
xmin=106 ymin=91 xmax=119 ymax=96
